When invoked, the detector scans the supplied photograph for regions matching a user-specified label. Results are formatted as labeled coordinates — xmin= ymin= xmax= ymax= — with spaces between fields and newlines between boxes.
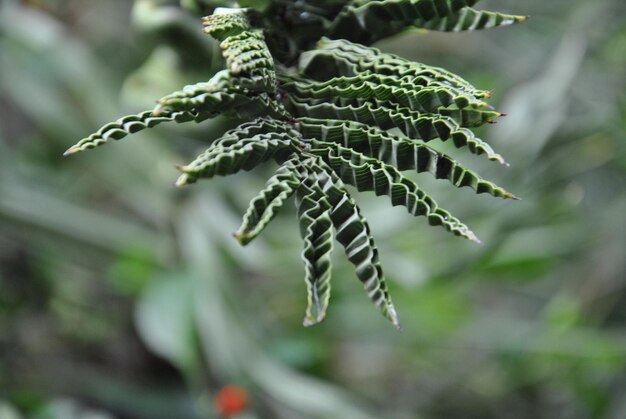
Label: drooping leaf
xmin=295 ymin=165 xmax=334 ymax=326
xmin=235 ymin=157 xmax=302 ymax=245
xmin=307 ymin=159 xmax=400 ymax=328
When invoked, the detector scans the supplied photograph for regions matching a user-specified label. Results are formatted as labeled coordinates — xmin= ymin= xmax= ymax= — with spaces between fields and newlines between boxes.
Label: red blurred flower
xmin=214 ymin=385 xmax=248 ymax=417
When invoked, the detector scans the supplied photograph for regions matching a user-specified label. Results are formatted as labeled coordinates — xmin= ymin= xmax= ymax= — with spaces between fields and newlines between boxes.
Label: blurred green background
xmin=1 ymin=0 xmax=625 ymax=418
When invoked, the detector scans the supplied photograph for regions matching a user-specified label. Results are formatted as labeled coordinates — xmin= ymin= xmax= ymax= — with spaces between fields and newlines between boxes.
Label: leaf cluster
xmin=66 ymin=0 xmax=525 ymax=327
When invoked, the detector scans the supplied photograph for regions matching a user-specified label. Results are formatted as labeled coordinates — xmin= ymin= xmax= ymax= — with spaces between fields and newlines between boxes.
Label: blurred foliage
xmin=1 ymin=0 xmax=625 ymax=418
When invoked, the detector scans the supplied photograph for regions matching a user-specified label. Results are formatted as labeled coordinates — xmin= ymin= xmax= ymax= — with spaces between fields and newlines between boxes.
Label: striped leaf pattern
xmin=66 ymin=2 xmax=524 ymax=327
xmin=235 ymin=157 xmax=302 ymax=245
xmin=300 ymin=38 xmax=486 ymax=96
xmin=296 ymin=166 xmax=334 ymax=326
xmin=308 ymin=160 xmax=400 ymax=328
xmin=175 ymin=128 xmax=296 ymax=186
xmin=64 ymin=110 xmax=209 ymax=156
xmin=329 ymin=0 xmax=480 ymax=44
xmin=327 ymin=0 xmax=525 ymax=45
xmin=411 ymin=7 xmax=528 ymax=32
xmin=308 ymin=141 xmax=480 ymax=242
xmin=298 ymin=118 xmax=517 ymax=198
xmin=288 ymin=98 xmax=507 ymax=164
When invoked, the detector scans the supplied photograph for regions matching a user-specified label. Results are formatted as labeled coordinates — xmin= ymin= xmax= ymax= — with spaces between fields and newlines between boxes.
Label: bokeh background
xmin=1 ymin=0 xmax=625 ymax=418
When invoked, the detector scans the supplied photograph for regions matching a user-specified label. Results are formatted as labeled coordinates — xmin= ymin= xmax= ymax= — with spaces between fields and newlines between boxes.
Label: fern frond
xmin=307 ymin=160 xmax=400 ymax=328
xmin=235 ymin=157 xmax=302 ymax=245
xmin=298 ymin=119 xmax=516 ymax=199
xmin=296 ymin=168 xmax=334 ymax=326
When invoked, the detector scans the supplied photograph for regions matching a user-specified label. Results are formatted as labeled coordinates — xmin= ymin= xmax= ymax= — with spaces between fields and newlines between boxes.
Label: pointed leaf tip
xmin=387 ymin=304 xmax=401 ymax=330
xmin=466 ymin=230 xmax=482 ymax=244
xmin=233 ymin=231 xmax=252 ymax=246
xmin=62 ymin=147 xmax=76 ymax=157
xmin=303 ymin=312 xmax=327 ymax=327
xmin=175 ymin=174 xmax=189 ymax=188
xmin=491 ymin=153 xmax=510 ymax=166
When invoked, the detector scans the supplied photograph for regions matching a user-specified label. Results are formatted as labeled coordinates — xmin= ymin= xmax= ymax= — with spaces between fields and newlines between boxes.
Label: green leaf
xmin=235 ymin=157 xmax=302 ymax=245
xmin=63 ymin=4 xmax=523 ymax=328
xmin=329 ymin=0 xmax=480 ymax=44
xmin=219 ymin=30 xmax=276 ymax=82
xmin=201 ymin=7 xmax=252 ymax=41
xmin=326 ymin=1 xmax=524 ymax=44
xmin=153 ymin=70 xmax=288 ymax=119
xmin=279 ymin=72 xmax=490 ymax=114
xmin=309 ymin=141 xmax=480 ymax=242
xmin=437 ymin=104 xmax=502 ymax=127
xmin=296 ymin=166 xmax=334 ymax=326
xmin=298 ymin=118 xmax=517 ymax=199
xmin=289 ymin=100 xmax=507 ymax=164
xmin=63 ymin=110 xmax=208 ymax=156
xmin=307 ymin=159 xmax=400 ymax=328
xmin=175 ymin=119 xmax=298 ymax=186
xmin=414 ymin=7 xmax=528 ymax=32
xmin=300 ymin=38 xmax=488 ymax=97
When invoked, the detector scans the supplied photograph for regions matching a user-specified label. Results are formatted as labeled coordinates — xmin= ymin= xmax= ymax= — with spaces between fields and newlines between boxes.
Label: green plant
xmin=65 ymin=0 xmax=525 ymax=328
